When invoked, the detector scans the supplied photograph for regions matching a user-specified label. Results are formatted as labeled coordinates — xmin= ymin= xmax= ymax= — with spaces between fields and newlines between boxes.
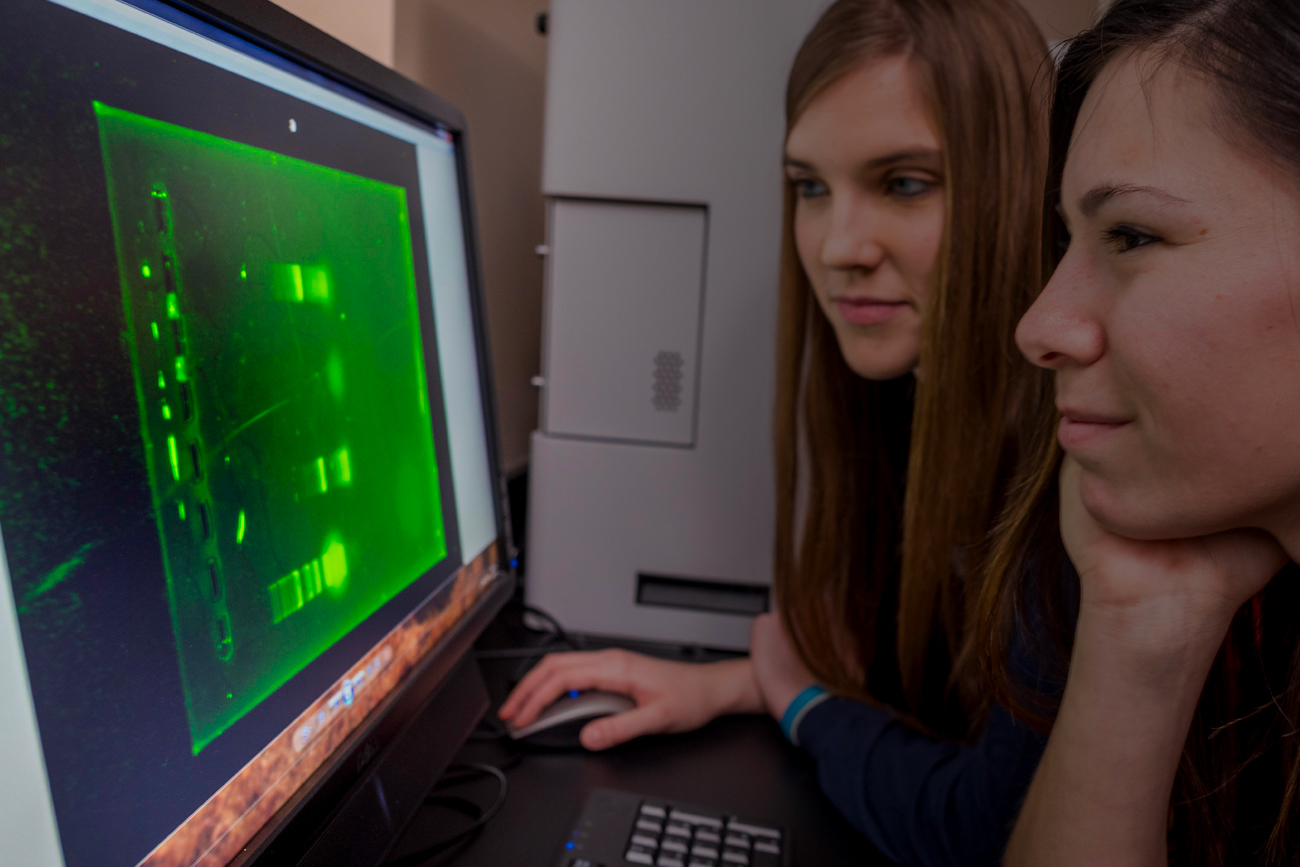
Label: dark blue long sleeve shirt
xmin=794 ymin=563 xmax=1075 ymax=866
xmin=796 ymin=697 xmax=1046 ymax=866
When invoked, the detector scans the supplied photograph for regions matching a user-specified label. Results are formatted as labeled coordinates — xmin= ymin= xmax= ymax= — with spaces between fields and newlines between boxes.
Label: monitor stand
xmin=236 ymin=575 xmax=513 ymax=867
xmin=304 ymin=657 xmax=489 ymax=866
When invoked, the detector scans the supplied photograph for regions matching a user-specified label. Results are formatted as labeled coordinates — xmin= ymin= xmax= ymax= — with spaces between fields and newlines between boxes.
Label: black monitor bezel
xmin=87 ymin=0 xmax=517 ymax=862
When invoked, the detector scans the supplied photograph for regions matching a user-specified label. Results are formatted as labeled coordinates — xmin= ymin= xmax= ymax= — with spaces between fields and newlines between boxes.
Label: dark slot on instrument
xmin=636 ymin=572 xmax=770 ymax=616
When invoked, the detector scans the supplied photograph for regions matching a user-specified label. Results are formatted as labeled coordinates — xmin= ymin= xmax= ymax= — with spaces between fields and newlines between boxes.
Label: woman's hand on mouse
xmin=748 ymin=613 xmax=817 ymax=722
xmin=497 ymin=650 xmax=765 ymax=750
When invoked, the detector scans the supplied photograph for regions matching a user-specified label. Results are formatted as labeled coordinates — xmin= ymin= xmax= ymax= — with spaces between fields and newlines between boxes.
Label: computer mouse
xmin=506 ymin=689 xmax=636 ymax=748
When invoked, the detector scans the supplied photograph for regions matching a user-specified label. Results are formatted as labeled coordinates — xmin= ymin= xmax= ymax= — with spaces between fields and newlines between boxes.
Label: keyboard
xmin=556 ymin=788 xmax=789 ymax=867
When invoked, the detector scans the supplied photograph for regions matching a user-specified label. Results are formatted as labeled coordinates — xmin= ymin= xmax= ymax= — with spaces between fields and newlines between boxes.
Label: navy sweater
xmin=796 ymin=697 xmax=1046 ymax=866
xmin=794 ymin=564 xmax=1074 ymax=866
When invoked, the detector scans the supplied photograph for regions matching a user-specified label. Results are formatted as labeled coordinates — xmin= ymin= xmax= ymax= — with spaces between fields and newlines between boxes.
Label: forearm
xmin=798 ymin=698 xmax=1046 ymax=866
xmin=1004 ymin=605 xmax=1228 ymax=867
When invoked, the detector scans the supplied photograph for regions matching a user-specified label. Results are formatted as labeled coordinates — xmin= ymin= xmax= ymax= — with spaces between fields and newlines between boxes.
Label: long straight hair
xmin=977 ymin=0 xmax=1300 ymax=861
xmin=774 ymin=0 xmax=1050 ymax=736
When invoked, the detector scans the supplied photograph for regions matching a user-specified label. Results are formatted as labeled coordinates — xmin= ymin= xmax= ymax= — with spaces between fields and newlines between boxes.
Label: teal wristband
xmin=780 ymin=684 xmax=829 ymax=746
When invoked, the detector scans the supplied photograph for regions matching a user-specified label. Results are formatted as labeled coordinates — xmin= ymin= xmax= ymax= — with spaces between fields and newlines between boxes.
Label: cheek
xmin=1103 ymin=269 xmax=1300 ymax=533
xmin=1117 ymin=272 xmax=1299 ymax=441
xmin=894 ymin=203 xmax=944 ymax=304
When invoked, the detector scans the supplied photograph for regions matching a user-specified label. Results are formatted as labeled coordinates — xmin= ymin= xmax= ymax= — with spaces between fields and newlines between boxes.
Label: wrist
xmin=1072 ymin=601 xmax=1227 ymax=705
xmin=765 ymin=675 xmax=815 ymax=723
xmin=1078 ymin=591 xmax=1232 ymax=667
xmin=709 ymin=658 xmax=766 ymax=716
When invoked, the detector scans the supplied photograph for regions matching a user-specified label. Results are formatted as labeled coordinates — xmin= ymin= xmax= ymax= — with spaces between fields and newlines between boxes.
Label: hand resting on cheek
xmin=1058 ymin=457 xmax=1287 ymax=663
xmin=1003 ymin=458 xmax=1287 ymax=867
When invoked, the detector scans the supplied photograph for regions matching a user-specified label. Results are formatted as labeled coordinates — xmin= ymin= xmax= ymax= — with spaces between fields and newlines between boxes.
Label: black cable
xmin=476 ymin=601 xmax=585 ymax=683
xmin=506 ymin=600 xmax=585 ymax=649
xmin=447 ymin=748 xmax=522 ymax=774
xmin=420 ymin=794 xmax=482 ymax=818
xmin=468 ymin=715 xmax=511 ymax=741
xmin=472 ymin=602 xmax=580 ymax=662
xmin=385 ymin=763 xmax=508 ymax=867
xmin=517 ymin=602 xmax=571 ymax=641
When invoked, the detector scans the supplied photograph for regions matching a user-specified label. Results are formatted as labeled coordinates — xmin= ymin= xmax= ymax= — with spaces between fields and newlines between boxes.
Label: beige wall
xmin=270 ymin=0 xmax=397 ymax=65
xmin=394 ymin=0 xmax=547 ymax=474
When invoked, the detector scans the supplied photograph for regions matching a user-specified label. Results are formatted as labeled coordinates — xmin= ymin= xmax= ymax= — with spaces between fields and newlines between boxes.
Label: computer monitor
xmin=0 ymin=0 xmax=513 ymax=864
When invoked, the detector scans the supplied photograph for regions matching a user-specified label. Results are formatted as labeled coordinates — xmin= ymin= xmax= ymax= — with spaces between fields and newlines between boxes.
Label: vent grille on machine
xmin=651 ymin=350 xmax=684 ymax=412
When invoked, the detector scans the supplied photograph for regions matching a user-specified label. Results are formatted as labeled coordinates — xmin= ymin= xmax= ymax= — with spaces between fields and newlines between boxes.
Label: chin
xmin=1078 ymin=470 xmax=1221 ymax=542
xmin=840 ymin=341 xmax=918 ymax=381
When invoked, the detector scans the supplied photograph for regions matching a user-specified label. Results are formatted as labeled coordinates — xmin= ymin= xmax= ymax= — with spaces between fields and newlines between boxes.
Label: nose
xmin=1015 ymin=249 xmax=1106 ymax=369
xmin=820 ymin=192 xmax=885 ymax=273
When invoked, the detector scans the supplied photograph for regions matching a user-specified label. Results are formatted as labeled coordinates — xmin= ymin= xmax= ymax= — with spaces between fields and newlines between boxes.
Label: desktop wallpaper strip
xmin=95 ymin=103 xmax=448 ymax=754
xmin=140 ymin=543 xmax=498 ymax=867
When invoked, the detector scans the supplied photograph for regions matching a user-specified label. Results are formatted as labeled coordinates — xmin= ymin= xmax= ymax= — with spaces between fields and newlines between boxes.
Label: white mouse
xmin=506 ymin=689 xmax=636 ymax=746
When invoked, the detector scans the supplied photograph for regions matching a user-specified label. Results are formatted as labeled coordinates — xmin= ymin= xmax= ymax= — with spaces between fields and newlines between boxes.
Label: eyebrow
xmin=783 ymin=147 xmax=941 ymax=173
xmin=1077 ymin=183 xmax=1191 ymax=218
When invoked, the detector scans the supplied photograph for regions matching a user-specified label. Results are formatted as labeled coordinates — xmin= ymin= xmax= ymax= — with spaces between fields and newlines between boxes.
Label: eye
xmin=887 ymin=175 xmax=933 ymax=198
xmin=790 ymin=178 xmax=828 ymax=200
xmin=1102 ymin=224 xmax=1160 ymax=253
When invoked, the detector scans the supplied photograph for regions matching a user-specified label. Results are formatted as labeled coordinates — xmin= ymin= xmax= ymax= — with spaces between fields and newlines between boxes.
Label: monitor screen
xmin=0 ymin=0 xmax=503 ymax=864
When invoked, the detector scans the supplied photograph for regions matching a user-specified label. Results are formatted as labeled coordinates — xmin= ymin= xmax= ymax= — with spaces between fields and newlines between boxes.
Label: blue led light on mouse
xmin=569 ymin=689 xmax=580 ymax=699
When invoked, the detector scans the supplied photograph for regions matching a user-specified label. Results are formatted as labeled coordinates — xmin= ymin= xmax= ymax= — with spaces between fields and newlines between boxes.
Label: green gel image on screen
xmin=94 ymin=103 xmax=448 ymax=754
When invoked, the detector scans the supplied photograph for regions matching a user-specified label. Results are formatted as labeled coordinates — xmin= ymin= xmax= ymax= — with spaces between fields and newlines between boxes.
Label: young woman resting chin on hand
xmin=980 ymin=1 xmax=1300 ymax=863
xmin=502 ymin=1 xmax=1055 ymax=864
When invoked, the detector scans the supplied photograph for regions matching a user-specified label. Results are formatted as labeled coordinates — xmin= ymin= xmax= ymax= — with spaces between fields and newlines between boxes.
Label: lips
xmin=833 ymin=297 xmax=909 ymax=326
xmin=1056 ymin=406 xmax=1131 ymax=450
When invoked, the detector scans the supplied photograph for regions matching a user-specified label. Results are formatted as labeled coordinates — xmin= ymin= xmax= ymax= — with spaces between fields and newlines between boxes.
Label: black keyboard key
xmin=726 ymin=821 xmax=781 ymax=842
xmin=557 ymin=789 xmax=788 ymax=867
xmin=669 ymin=809 xmax=723 ymax=829
xmin=637 ymin=818 xmax=665 ymax=835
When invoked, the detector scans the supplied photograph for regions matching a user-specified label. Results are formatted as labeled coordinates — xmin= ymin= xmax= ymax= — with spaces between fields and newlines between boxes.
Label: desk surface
xmin=386 ymin=607 xmax=893 ymax=867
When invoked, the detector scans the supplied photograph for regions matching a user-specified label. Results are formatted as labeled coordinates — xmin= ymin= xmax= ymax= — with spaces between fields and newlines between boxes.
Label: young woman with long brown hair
xmin=980 ymin=0 xmax=1300 ymax=863
xmin=501 ymin=1 xmax=1051 ymax=861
